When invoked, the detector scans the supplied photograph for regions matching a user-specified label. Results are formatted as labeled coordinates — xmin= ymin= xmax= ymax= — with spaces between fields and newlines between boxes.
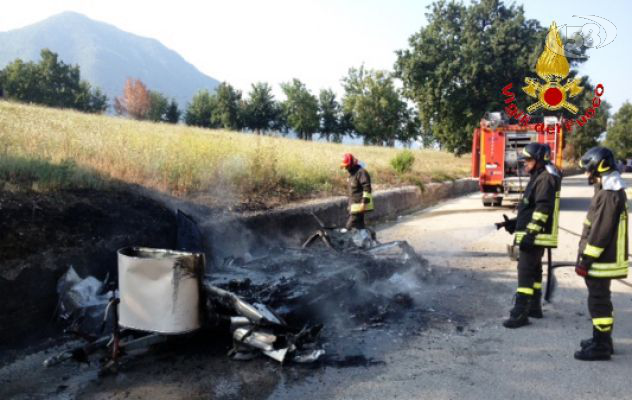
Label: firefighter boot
xmin=574 ymin=329 xmax=612 ymax=361
xmin=580 ymin=327 xmax=614 ymax=355
xmin=503 ymin=293 xmax=531 ymax=329
xmin=528 ymin=287 xmax=543 ymax=318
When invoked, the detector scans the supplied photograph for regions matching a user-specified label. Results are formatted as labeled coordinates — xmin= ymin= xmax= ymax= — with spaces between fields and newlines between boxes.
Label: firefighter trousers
xmin=346 ymin=212 xmax=366 ymax=230
xmin=585 ymin=278 xmax=613 ymax=320
xmin=517 ymin=247 xmax=545 ymax=289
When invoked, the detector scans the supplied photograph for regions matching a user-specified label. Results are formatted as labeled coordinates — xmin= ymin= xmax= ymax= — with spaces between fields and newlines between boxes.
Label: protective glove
xmin=519 ymin=233 xmax=536 ymax=251
xmin=495 ymin=214 xmax=517 ymax=234
xmin=575 ymin=255 xmax=594 ymax=277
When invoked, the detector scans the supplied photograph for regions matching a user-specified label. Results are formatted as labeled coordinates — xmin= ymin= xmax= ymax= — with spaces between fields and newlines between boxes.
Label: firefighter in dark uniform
xmin=341 ymin=153 xmax=374 ymax=230
xmin=574 ymin=147 xmax=628 ymax=361
xmin=496 ymin=143 xmax=561 ymax=328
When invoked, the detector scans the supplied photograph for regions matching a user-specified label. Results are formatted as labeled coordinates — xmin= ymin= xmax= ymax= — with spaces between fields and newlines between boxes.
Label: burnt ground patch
xmin=66 ymin=261 xmax=477 ymax=400
xmin=0 ymin=188 xmax=176 ymax=351
xmin=0 ymin=248 xmax=488 ymax=400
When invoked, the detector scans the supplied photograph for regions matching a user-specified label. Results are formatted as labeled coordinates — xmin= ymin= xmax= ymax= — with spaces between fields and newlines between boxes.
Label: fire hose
xmin=541 ymin=225 xmax=632 ymax=301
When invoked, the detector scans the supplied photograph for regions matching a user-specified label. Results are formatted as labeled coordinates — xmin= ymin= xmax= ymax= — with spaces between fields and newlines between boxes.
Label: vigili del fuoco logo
xmin=501 ymin=22 xmax=604 ymax=134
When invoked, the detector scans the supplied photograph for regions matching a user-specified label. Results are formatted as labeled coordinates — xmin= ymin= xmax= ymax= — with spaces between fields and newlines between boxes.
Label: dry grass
xmin=0 ymin=100 xmax=471 ymax=206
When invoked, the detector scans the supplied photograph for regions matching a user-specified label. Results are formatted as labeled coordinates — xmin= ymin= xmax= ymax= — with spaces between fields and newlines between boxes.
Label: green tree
xmin=342 ymin=66 xmax=416 ymax=146
xmin=74 ymin=81 xmax=108 ymax=113
xmin=270 ymin=101 xmax=288 ymax=133
xmin=212 ymin=82 xmax=243 ymax=130
xmin=38 ymin=49 xmax=81 ymax=107
xmin=402 ymin=107 xmax=422 ymax=146
xmin=281 ymin=79 xmax=319 ymax=140
xmin=165 ymin=99 xmax=181 ymax=123
xmin=0 ymin=59 xmax=40 ymax=101
xmin=243 ymin=82 xmax=278 ymax=134
xmin=565 ymin=80 xmax=611 ymax=161
xmin=394 ymin=0 xmax=556 ymax=154
xmin=0 ymin=49 xmax=107 ymax=113
xmin=147 ymin=91 xmax=169 ymax=122
xmin=318 ymin=89 xmax=343 ymax=142
xmin=185 ymin=90 xmax=217 ymax=128
xmin=605 ymin=102 xmax=632 ymax=159
xmin=337 ymin=111 xmax=355 ymax=141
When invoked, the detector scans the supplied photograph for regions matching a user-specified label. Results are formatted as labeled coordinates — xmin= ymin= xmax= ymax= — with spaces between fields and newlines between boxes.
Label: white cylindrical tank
xmin=117 ymin=247 xmax=205 ymax=334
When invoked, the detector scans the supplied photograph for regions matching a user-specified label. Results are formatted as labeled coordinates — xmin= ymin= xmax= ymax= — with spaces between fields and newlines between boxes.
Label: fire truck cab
xmin=471 ymin=112 xmax=564 ymax=207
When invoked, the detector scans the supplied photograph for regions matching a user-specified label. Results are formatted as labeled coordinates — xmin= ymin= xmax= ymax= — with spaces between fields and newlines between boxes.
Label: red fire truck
xmin=471 ymin=112 xmax=565 ymax=207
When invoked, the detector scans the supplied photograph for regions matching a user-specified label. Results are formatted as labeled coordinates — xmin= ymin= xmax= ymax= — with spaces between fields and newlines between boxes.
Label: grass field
xmin=0 ymin=101 xmax=471 ymax=207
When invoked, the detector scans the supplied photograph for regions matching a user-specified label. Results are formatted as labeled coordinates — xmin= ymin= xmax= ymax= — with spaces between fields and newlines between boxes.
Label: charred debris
xmin=47 ymin=211 xmax=428 ymax=372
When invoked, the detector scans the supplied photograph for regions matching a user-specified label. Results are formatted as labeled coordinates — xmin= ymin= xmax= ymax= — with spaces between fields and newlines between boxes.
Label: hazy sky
xmin=1 ymin=0 xmax=630 ymax=112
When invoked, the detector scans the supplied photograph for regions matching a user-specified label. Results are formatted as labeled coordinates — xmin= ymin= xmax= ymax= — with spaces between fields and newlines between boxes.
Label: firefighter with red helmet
xmin=574 ymin=146 xmax=628 ymax=361
xmin=496 ymin=142 xmax=561 ymax=328
xmin=341 ymin=153 xmax=374 ymax=230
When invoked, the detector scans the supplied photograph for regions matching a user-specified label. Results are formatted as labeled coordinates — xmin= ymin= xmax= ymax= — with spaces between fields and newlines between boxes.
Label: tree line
xmin=181 ymin=71 xmax=419 ymax=145
xmin=0 ymin=48 xmax=419 ymax=146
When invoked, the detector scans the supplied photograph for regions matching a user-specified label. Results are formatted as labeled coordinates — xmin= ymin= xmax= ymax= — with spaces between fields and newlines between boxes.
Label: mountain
xmin=0 ymin=12 xmax=219 ymax=108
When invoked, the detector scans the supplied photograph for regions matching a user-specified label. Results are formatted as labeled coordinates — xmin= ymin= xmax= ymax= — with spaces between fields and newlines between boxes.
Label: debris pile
xmin=204 ymin=284 xmax=325 ymax=363
xmin=203 ymin=230 xmax=426 ymax=362
xmin=56 ymin=267 xmax=114 ymax=339
xmin=302 ymin=226 xmax=380 ymax=250
xmin=50 ymin=227 xmax=427 ymax=369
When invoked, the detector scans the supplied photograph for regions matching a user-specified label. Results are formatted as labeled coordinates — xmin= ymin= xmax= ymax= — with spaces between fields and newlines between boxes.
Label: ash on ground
xmin=203 ymin=229 xmax=429 ymax=363
xmin=54 ymin=227 xmax=429 ymax=367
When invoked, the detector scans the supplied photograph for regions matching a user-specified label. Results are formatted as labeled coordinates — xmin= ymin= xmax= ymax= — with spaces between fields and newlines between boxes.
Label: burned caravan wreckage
xmin=46 ymin=211 xmax=427 ymax=372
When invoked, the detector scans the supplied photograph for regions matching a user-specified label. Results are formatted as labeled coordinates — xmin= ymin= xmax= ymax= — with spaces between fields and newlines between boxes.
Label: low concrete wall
xmin=195 ymin=178 xmax=479 ymax=266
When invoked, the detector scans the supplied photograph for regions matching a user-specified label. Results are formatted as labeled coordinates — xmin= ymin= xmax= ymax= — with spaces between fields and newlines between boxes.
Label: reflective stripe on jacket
xmin=348 ymin=165 xmax=373 ymax=214
xmin=514 ymin=165 xmax=562 ymax=248
xmin=579 ymin=184 xmax=629 ymax=279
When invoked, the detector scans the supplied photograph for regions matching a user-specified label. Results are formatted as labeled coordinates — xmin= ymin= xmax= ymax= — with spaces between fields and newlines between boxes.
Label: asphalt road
xmin=269 ymin=173 xmax=632 ymax=400
xmin=4 ymin=173 xmax=632 ymax=400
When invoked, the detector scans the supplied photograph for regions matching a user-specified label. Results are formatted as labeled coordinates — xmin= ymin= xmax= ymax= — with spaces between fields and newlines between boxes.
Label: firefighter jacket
xmin=348 ymin=165 xmax=374 ymax=214
xmin=514 ymin=164 xmax=562 ymax=248
xmin=579 ymin=171 xmax=629 ymax=279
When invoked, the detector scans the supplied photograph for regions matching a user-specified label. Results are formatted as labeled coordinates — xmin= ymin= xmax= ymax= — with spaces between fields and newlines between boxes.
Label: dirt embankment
xmin=0 ymin=188 xmax=176 ymax=348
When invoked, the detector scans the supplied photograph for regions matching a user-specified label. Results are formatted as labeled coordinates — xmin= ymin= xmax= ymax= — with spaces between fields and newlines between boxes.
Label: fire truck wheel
xmin=493 ymin=198 xmax=503 ymax=207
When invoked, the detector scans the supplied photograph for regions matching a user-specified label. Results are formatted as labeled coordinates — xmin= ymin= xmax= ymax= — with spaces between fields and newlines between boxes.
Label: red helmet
xmin=340 ymin=153 xmax=357 ymax=169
